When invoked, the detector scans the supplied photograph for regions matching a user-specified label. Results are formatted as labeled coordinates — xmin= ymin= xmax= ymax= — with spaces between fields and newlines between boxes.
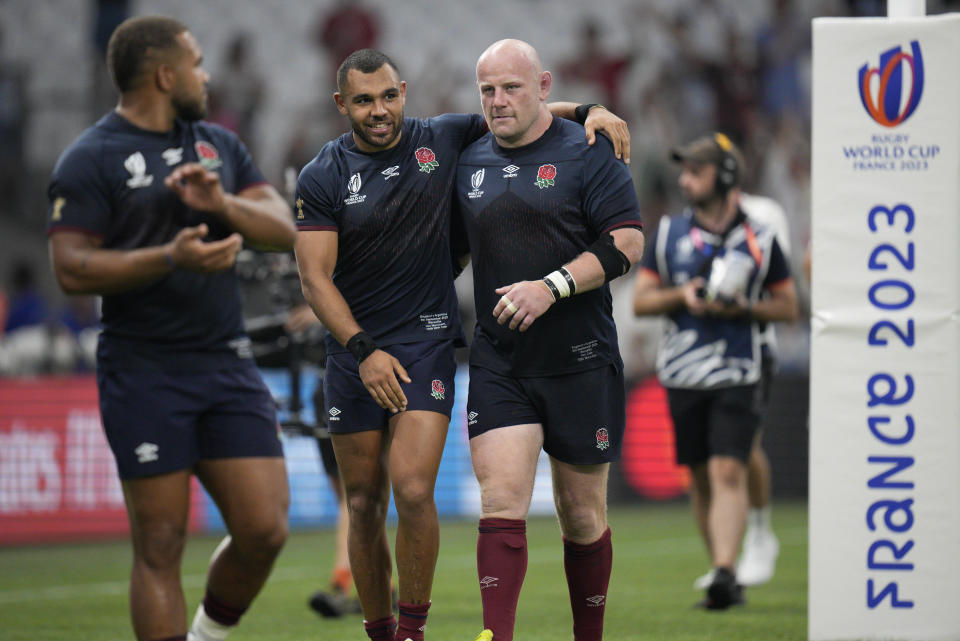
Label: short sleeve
xmin=224 ymin=132 xmax=267 ymax=191
xmin=46 ymin=146 xmax=111 ymax=238
xmin=295 ymin=154 xmax=340 ymax=232
xmin=639 ymin=222 xmax=661 ymax=275
xmin=581 ymin=136 xmax=643 ymax=237
xmin=763 ymin=238 xmax=791 ymax=288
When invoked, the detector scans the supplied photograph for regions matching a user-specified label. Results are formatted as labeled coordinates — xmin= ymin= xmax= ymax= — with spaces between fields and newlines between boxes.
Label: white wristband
xmin=544 ymin=270 xmax=571 ymax=299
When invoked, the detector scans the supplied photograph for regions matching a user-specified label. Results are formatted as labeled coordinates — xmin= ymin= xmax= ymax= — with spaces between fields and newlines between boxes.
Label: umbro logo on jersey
xmin=344 ymin=173 xmax=366 ymax=205
xmin=135 ymin=442 xmax=159 ymax=463
xmin=468 ymin=168 xmax=485 ymax=199
xmin=381 ymin=165 xmax=400 ymax=180
xmin=124 ymin=152 xmax=153 ymax=188
xmin=329 ymin=407 xmax=342 ymax=421
xmin=479 ymin=576 xmax=499 ymax=589
xmin=162 ymin=147 xmax=183 ymax=165
xmin=502 ymin=164 xmax=519 ymax=178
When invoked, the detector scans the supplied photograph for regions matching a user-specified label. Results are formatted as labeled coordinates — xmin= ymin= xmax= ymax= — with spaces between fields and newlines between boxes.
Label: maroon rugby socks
xmin=365 ymin=614 xmax=397 ymax=641
xmin=395 ymin=601 xmax=430 ymax=641
xmin=563 ymin=527 xmax=612 ymax=641
xmin=477 ymin=518 xmax=528 ymax=641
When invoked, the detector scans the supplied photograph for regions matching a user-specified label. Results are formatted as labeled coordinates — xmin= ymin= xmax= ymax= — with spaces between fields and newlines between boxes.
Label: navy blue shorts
xmin=466 ymin=363 xmax=625 ymax=465
xmin=98 ymin=362 xmax=282 ymax=480
xmin=666 ymin=384 xmax=761 ymax=466
xmin=323 ymin=340 xmax=456 ymax=433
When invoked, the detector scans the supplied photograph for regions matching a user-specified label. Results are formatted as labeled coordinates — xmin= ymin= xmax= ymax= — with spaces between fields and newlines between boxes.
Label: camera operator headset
xmin=686 ymin=133 xmax=762 ymax=303
xmin=713 ymin=132 xmax=739 ymax=197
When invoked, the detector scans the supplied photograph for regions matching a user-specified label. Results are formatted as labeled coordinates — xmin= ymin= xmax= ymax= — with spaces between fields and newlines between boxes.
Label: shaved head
xmin=476 ymin=39 xmax=543 ymax=80
xmin=475 ymin=39 xmax=552 ymax=147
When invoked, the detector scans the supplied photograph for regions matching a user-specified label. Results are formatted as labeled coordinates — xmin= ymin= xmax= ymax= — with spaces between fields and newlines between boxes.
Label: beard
xmin=687 ymin=189 xmax=723 ymax=210
xmin=173 ymin=93 xmax=207 ymax=122
xmin=348 ymin=112 xmax=402 ymax=150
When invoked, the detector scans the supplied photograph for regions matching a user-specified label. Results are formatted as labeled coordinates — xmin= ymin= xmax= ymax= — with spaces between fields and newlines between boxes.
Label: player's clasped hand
xmin=167 ymin=224 xmax=242 ymax=272
xmin=359 ymin=349 xmax=411 ymax=413
xmin=492 ymin=280 xmax=555 ymax=332
xmin=164 ymin=162 xmax=228 ymax=214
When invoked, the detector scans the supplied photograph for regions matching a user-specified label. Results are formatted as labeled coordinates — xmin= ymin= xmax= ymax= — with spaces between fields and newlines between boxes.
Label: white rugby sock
xmin=187 ymin=604 xmax=231 ymax=641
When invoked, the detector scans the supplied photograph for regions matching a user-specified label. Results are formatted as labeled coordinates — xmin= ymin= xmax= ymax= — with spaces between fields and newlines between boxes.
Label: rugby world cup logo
xmin=471 ymin=168 xmax=485 ymax=190
xmin=858 ymin=40 xmax=924 ymax=128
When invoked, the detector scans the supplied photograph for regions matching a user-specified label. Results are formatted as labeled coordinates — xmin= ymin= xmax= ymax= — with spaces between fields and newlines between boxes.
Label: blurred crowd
xmin=2 ymin=0 xmax=958 ymax=377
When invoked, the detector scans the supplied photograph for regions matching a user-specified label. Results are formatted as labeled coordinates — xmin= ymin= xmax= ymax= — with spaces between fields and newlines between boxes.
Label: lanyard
xmin=690 ymin=221 xmax=763 ymax=266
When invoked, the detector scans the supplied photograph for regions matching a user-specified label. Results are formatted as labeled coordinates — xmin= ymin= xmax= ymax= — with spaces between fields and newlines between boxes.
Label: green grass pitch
xmin=0 ymin=501 xmax=806 ymax=641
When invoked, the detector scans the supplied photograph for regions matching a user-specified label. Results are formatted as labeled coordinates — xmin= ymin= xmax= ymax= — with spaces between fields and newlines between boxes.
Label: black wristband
xmin=346 ymin=331 xmax=378 ymax=364
xmin=574 ymin=103 xmax=602 ymax=124
xmin=558 ymin=266 xmax=577 ymax=296
xmin=541 ymin=277 xmax=561 ymax=302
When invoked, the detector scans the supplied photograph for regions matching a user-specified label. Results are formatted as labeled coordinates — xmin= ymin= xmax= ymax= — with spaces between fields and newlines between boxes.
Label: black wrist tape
xmin=346 ymin=331 xmax=378 ymax=364
xmin=587 ymin=233 xmax=631 ymax=283
xmin=558 ymin=266 xmax=577 ymax=295
xmin=574 ymin=103 xmax=601 ymax=124
xmin=542 ymin=277 xmax=561 ymax=302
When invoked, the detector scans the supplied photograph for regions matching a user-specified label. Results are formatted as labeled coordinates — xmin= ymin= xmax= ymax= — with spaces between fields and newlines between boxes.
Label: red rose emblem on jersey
xmin=430 ymin=379 xmax=446 ymax=400
xmin=415 ymin=147 xmax=440 ymax=173
xmin=536 ymin=164 xmax=557 ymax=189
xmin=194 ymin=141 xmax=222 ymax=170
xmin=595 ymin=427 xmax=610 ymax=451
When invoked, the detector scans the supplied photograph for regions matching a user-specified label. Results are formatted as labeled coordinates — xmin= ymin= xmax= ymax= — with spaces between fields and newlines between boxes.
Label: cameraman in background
xmin=631 ymin=133 xmax=798 ymax=610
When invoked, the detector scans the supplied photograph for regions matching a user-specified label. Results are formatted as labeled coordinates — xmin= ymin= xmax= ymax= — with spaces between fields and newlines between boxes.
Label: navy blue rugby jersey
xmin=639 ymin=208 xmax=791 ymax=389
xmin=456 ymin=117 xmax=643 ymax=377
xmin=295 ymin=113 xmax=487 ymax=354
xmin=46 ymin=112 xmax=267 ymax=370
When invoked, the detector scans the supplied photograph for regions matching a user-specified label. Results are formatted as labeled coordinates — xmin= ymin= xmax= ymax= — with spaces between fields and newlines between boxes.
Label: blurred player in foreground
xmin=47 ymin=15 xmax=296 ymax=641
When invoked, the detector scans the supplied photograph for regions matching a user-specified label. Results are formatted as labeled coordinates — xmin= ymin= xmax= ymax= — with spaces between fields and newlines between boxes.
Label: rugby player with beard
xmin=47 ymin=16 xmax=295 ymax=641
